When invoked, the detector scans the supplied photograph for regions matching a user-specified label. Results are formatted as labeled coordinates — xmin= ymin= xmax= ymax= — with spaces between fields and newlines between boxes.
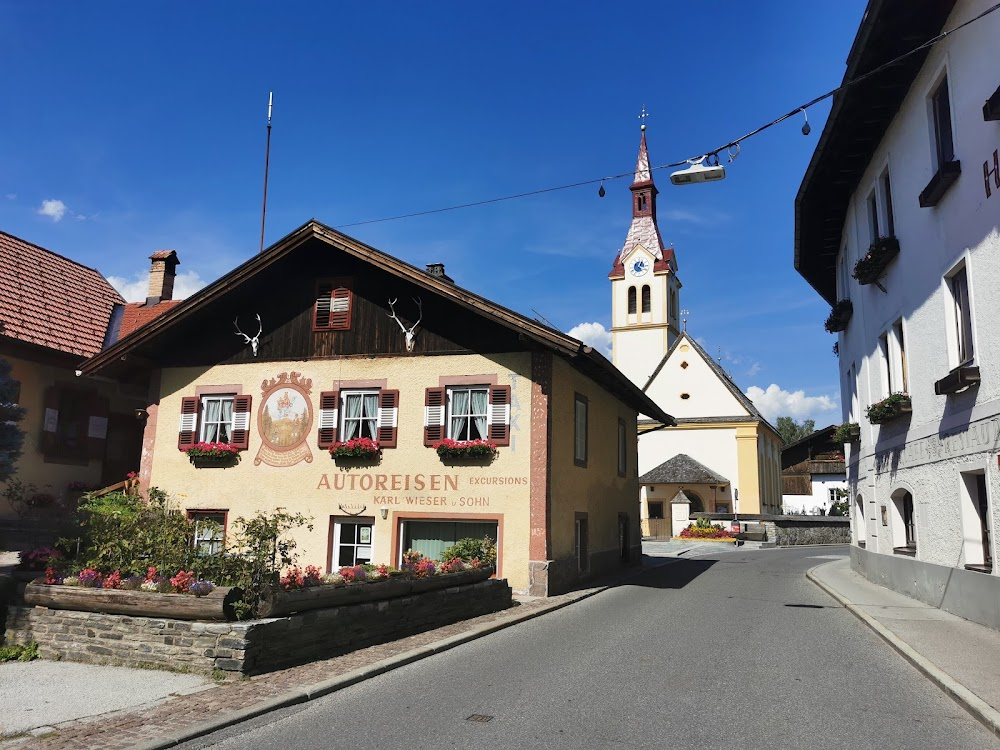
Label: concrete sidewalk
xmin=809 ymin=557 xmax=1000 ymax=739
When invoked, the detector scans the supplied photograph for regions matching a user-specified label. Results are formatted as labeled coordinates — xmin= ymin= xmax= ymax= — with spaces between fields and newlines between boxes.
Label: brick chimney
xmin=146 ymin=250 xmax=179 ymax=306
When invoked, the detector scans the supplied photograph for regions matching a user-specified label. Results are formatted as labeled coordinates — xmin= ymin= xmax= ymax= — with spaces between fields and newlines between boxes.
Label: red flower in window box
xmin=182 ymin=442 xmax=241 ymax=459
xmin=433 ymin=438 xmax=498 ymax=459
xmin=329 ymin=437 xmax=381 ymax=459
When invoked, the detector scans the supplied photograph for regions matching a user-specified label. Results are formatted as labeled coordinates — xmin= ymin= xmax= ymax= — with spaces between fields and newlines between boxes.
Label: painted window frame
xmin=944 ymin=260 xmax=975 ymax=367
xmin=187 ymin=509 xmax=228 ymax=556
xmin=199 ymin=394 xmax=236 ymax=443
xmin=341 ymin=389 xmax=380 ymax=442
xmin=313 ymin=277 xmax=353 ymax=331
xmin=446 ymin=385 xmax=491 ymax=441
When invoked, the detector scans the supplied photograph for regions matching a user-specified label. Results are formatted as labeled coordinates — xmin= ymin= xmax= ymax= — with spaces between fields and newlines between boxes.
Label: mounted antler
xmin=234 ymin=313 xmax=263 ymax=357
xmin=387 ymin=297 xmax=422 ymax=352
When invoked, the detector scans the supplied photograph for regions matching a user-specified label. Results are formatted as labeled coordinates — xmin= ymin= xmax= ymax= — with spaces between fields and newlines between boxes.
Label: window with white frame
xmin=946 ymin=264 xmax=975 ymax=365
xmin=880 ymin=168 xmax=895 ymax=237
xmin=200 ymin=395 xmax=235 ymax=443
xmin=866 ymin=189 xmax=880 ymax=242
xmin=341 ymin=390 xmax=379 ymax=441
xmin=448 ymin=386 xmax=489 ymax=441
xmin=930 ymin=75 xmax=955 ymax=168
xmin=189 ymin=510 xmax=226 ymax=555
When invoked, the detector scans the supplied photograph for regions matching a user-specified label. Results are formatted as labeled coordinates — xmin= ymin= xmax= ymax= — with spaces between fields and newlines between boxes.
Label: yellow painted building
xmin=81 ymin=220 xmax=673 ymax=595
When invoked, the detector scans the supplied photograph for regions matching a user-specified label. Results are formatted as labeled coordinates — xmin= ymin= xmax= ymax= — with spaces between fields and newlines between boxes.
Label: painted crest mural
xmin=255 ymin=371 xmax=314 ymax=467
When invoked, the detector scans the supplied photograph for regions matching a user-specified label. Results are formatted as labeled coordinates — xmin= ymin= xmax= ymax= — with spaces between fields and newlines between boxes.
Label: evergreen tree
xmin=0 ymin=357 xmax=26 ymax=481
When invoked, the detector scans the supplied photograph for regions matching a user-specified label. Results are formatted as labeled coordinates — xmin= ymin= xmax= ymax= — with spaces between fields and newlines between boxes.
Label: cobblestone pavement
xmin=0 ymin=589 xmax=596 ymax=750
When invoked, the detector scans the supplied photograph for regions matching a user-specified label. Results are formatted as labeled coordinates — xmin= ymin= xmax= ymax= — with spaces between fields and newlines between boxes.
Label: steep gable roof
xmin=0 ymin=229 xmax=124 ymax=358
xmin=639 ymin=453 xmax=730 ymax=485
xmin=641 ymin=331 xmax=777 ymax=433
xmin=81 ymin=219 xmax=674 ymax=425
xmin=119 ymin=300 xmax=183 ymax=338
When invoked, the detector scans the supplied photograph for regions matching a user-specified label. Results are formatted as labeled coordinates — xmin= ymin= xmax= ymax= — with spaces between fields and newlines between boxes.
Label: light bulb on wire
xmin=801 ymin=109 xmax=811 ymax=136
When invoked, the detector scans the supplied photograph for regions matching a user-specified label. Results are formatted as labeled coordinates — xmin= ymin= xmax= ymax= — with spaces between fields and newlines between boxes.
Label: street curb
xmin=807 ymin=562 xmax=1000 ymax=740
xmin=127 ymin=565 xmax=665 ymax=750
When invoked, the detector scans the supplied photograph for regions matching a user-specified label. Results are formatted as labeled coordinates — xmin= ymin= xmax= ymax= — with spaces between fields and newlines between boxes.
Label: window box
xmin=824 ymin=300 xmax=853 ymax=333
xmin=865 ymin=393 xmax=911 ymax=425
xmin=832 ymin=422 xmax=861 ymax=443
xmin=183 ymin=442 xmax=241 ymax=467
xmin=329 ymin=437 xmax=382 ymax=465
xmin=918 ymin=160 xmax=961 ymax=207
xmin=934 ymin=365 xmax=980 ymax=395
xmin=433 ymin=439 xmax=498 ymax=461
xmin=852 ymin=236 xmax=899 ymax=286
xmin=984 ymin=85 xmax=1000 ymax=122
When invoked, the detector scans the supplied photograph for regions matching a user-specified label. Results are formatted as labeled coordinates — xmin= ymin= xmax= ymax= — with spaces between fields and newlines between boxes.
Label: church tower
xmin=608 ymin=124 xmax=681 ymax=389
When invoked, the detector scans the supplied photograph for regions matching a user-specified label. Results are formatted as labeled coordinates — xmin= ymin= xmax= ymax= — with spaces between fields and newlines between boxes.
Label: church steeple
xmin=609 ymin=117 xmax=682 ymax=389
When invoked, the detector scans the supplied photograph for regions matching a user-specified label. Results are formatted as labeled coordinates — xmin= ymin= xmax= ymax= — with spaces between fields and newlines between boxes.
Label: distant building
xmin=780 ymin=426 xmax=847 ymax=516
xmin=795 ymin=0 xmax=1000 ymax=627
xmin=608 ymin=127 xmax=783 ymax=535
xmin=0 ymin=230 xmax=143 ymax=518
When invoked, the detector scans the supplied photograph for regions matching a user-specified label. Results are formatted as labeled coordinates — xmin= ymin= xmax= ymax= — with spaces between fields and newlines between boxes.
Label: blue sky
xmin=1 ymin=1 xmax=870 ymax=426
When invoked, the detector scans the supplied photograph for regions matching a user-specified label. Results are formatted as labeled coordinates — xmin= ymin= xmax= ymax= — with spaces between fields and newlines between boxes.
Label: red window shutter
xmin=377 ymin=389 xmax=399 ymax=448
xmin=178 ymin=396 xmax=199 ymax=450
xmin=318 ymin=390 xmax=339 ymax=448
xmin=424 ymin=387 xmax=445 ymax=446
xmin=314 ymin=282 xmax=333 ymax=329
xmin=86 ymin=396 xmax=110 ymax=460
xmin=314 ymin=279 xmax=352 ymax=331
xmin=488 ymin=385 xmax=511 ymax=446
xmin=330 ymin=286 xmax=351 ymax=330
xmin=232 ymin=395 xmax=252 ymax=450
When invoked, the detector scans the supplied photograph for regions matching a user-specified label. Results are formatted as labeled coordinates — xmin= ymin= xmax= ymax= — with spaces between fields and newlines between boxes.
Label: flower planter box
xmin=866 ymin=395 xmax=912 ymax=425
xmin=671 ymin=536 xmax=736 ymax=544
xmin=832 ymin=423 xmax=861 ymax=443
xmin=853 ymin=237 xmax=900 ymax=286
xmin=824 ymin=300 xmax=853 ymax=333
xmin=919 ymin=160 xmax=962 ymax=207
xmin=256 ymin=567 xmax=494 ymax=618
xmin=189 ymin=455 xmax=240 ymax=469
xmin=23 ymin=581 xmax=243 ymax=621
xmin=934 ymin=365 xmax=980 ymax=395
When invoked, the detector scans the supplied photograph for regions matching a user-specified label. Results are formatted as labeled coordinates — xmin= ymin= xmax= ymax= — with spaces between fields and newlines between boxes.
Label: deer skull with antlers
xmin=387 ymin=297 xmax=422 ymax=352
xmin=234 ymin=314 xmax=263 ymax=357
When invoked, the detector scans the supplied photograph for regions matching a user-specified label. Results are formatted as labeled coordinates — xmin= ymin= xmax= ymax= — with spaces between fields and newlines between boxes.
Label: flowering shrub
xmin=339 ymin=565 xmax=368 ymax=583
xmin=433 ymin=438 xmax=498 ymax=459
xmin=170 ymin=570 xmax=197 ymax=593
xmin=18 ymin=547 xmax=62 ymax=571
xmin=77 ymin=568 xmax=103 ymax=587
xmin=189 ymin=580 xmax=215 ymax=597
xmin=439 ymin=557 xmax=473 ymax=574
xmin=852 ymin=236 xmax=900 ymax=284
xmin=832 ymin=422 xmax=860 ymax=443
xmin=679 ymin=524 xmax=734 ymax=540
xmin=280 ymin=565 xmax=323 ymax=590
xmin=321 ymin=573 xmax=346 ymax=586
xmin=102 ymin=571 xmax=123 ymax=590
xmin=122 ymin=575 xmax=144 ymax=590
xmin=44 ymin=566 xmax=61 ymax=585
xmin=400 ymin=549 xmax=436 ymax=577
xmin=329 ymin=437 xmax=381 ymax=459
xmin=182 ymin=442 xmax=240 ymax=459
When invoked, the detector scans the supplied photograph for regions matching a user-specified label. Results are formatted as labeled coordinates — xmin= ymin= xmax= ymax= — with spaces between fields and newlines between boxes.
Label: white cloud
xmin=745 ymin=383 xmax=838 ymax=424
xmin=567 ymin=321 xmax=612 ymax=358
xmin=746 ymin=362 xmax=761 ymax=377
xmin=107 ymin=270 xmax=208 ymax=303
xmin=37 ymin=199 xmax=68 ymax=222
xmin=4 ymin=193 xmax=15 ymax=201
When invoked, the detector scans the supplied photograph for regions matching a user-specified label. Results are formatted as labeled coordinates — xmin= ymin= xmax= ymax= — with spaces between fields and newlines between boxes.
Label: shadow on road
xmin=623 ymin=557 xmax=718 ymax=590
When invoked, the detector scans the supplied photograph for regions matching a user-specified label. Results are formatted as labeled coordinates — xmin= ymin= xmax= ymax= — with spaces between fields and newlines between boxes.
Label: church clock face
xmin=630 ymin=258 xmax=649 ymax=277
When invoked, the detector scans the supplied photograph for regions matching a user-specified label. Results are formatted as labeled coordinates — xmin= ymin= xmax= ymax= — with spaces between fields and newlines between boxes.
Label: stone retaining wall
xmin=3 ymin=578 xmax=512 ymax=675
xmin=691 ymin=513 xmax=850 ymax=545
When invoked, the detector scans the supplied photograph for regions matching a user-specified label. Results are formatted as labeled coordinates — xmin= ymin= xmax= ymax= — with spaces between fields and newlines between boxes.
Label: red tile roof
xmin=0 ymin=230 xmax=125 ymax=358
xmin=119 ymin=300 xmax=183 ymax=338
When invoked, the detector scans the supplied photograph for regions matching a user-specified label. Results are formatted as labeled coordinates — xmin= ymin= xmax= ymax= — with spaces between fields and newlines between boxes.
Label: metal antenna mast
xmin=259 ymin=92 xmax=273 ymax=254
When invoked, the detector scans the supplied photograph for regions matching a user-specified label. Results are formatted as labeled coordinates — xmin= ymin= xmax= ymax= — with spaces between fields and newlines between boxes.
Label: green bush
xmin=440 ymin=537 xmax=497 ymax=567
xmin=0 ymin=642 xmax=39 ymax=662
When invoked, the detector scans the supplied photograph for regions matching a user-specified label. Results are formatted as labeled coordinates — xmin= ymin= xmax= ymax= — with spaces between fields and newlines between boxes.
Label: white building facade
xmin=796 ymin=0 xmax=1000 ymax=628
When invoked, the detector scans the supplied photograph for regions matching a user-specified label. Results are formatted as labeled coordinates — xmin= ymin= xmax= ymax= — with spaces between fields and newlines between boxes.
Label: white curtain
xmin=343 ymin=394 xmax=363 ymax=440
xmin=203 ymin=399 xmax=221 ymax=441
xmin=362 ymin=393 xmax=378 ymax=439
xmin=219 ymin=399 xmax=233 ymax=442
xmin=451 ymin=390 xmax=470 ymax=439
xmin=471 ymin=389 xmax=488 ymax=440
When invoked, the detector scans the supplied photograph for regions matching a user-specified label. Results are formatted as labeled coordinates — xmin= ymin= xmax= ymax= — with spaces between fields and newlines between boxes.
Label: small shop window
xmin=402 ymin=520 xmax=498 ymax=564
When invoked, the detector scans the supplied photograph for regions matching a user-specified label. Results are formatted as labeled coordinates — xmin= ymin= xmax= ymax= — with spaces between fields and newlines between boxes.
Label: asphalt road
xmin=177 ymin=546 xmax=999 ymax=749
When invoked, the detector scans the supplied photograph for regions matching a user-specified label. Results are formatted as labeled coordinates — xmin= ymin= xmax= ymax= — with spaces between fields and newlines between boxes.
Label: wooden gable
xmin=144 ymin=237 xmax=528 ymax=368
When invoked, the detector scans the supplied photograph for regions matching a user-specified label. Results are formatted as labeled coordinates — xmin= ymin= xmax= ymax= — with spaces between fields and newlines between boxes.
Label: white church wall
xmin=639 ymin=427 xmax=739 ymax=488
xmin=644 ymin=340 xmax=749 ymax=419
